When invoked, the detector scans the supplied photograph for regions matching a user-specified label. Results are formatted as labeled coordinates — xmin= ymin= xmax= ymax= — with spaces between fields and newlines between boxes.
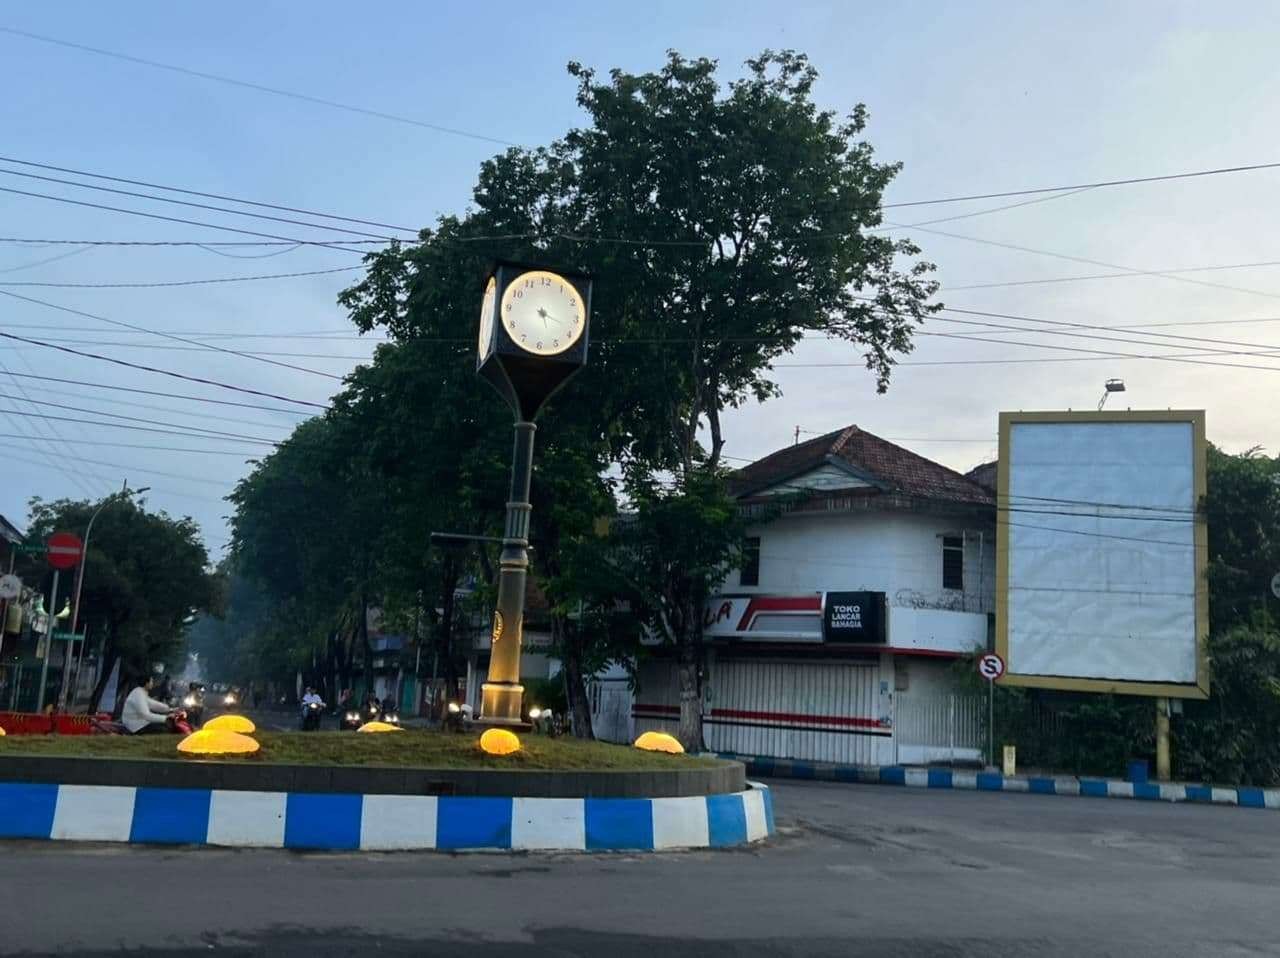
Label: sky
xmin=2 ymin=1 xmax=1279 ymax=557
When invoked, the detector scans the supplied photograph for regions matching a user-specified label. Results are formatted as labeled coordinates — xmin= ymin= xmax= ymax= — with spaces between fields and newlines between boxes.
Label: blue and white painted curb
xmin=721 ymin=753 xmax=1280 ymax=811
xmin=0 ymin=781 xmax=774 ymax=851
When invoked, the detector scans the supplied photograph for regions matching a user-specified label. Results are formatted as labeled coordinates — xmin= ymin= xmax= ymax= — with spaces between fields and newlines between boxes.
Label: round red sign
xmin=46 ymin=531 xmax=84 ymax=570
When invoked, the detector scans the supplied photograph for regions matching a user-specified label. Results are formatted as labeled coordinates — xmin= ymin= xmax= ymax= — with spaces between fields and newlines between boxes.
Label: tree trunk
xmin=676 ymin=640 xmax=703 ymax=751
xmin=87 ymin=647 xmax=118 ymax=714
xmin=559 ymin=622 xmax=594 ymax=740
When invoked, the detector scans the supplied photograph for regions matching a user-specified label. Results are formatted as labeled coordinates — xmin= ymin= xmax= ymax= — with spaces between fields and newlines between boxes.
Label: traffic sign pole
xmin=36 ymin=568 xmax=59 ymax=713
xmin=976 ymin=653 xmax=1006 ymax=770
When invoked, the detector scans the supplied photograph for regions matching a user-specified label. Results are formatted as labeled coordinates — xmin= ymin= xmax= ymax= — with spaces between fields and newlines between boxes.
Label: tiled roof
xmin=965 ymin=460 xmax=998 ymax=492
xmin=731 ymin=425 xmax=994 ymax=506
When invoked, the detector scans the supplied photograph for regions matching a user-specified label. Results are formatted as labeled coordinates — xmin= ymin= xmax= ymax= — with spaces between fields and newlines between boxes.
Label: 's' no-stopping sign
xmin=977 ymin=652 xmax=1006 ymax=682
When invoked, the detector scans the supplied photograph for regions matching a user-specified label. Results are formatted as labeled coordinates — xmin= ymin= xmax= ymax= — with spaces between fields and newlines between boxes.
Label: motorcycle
xmin=300 ymin=701 xmax=324 ymax=731
xmin=444 ymin=701 xmax=473 ymax=733
xmin=221 ymin=689 xmax=239 ymax=708
xmin=341 ymin=700 xmax=382 ymax=731
xmin=173 ymin=690 xmax=204 ymax=728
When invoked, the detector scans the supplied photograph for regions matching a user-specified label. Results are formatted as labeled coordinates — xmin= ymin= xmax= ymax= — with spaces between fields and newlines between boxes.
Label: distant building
xmin=626 ymin=425 xmax=997 ymax=765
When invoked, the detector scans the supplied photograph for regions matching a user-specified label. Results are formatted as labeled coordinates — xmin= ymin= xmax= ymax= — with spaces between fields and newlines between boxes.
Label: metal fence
xmin=894 ymin=692 xmax=985 ymax=765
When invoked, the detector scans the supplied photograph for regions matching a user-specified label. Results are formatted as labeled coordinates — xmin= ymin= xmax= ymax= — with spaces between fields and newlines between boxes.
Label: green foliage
xmin=1177 ymin=627 xmax=1280 ymax=786
xmin=22 ymin=495 xmax=217 ymax=699
xmin=231 ymin=49 xmax=932 ymax=740
xmin=1204 ymin=444 xmax=1280 ymax=633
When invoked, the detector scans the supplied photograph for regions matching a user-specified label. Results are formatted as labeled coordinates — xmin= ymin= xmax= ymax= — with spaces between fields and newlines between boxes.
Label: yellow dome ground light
xmin=202 ymin=714 xmax=256 ymax=734
xmin=633 ymin=731 xmax=684 ymax=754
xmin=177 ymin=729 xmax=260 ymax=756
xmin=356 ymin=721 xmax=404 ymax=733
xmin=479 ymin=728 xmax=521 ymax=755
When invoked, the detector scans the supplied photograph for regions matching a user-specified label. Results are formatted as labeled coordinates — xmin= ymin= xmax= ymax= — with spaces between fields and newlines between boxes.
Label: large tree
xmin=22 ymin=496 xmax=218 ymax=712
xmin=340 ymin=50 xmax=936 ymax=746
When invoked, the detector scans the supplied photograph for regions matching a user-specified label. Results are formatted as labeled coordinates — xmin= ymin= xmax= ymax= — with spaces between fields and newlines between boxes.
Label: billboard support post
xmin=1155 ymin=697 xmax=1171 ymax=781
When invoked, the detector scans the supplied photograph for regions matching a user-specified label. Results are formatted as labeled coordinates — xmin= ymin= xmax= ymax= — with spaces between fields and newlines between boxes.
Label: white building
xmin=624 ymin=425 xmax=997 ymax=766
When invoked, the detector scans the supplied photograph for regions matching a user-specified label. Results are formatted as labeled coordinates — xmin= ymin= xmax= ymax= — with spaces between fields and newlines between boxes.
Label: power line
xmin=0 ymin=185 xmax=374 ymax=254
xmin=881 ymin=160 xmax=1280 ymax=209
xmin=0 ymin=245 xmax=94 ymax=273
xmin=0 ymin=155 xmax=419 ymax=234
xmin=0 ymin=392 xmax=284 ymax=444
xmin=929 ymin=303 xmax=1280 ymax=357
xmin=0 ymin=166 xmax=409 ymax=241
xmin=0 ymin=370 xmax=315 ymax=415
xmin=0 ymin=357 xmax=103 ymax=499
xmin=0 ymin=406 xmax=278 ymax=445
xmin=0 ymin=289 xmax=345 ymax=379
xmin=0 ymin=26 xmax=517 ymax=147
xmin=0 ymin=237 xmax=385 ymax=247
xmin=0 ymin=264 xmax=365 ymax=289
xmin=20 ymin=386 xmax=302 ymax=432
xmin=947 ymin=258 xmax=1280 ymax=292
xmin=0 ymin=433 xmax=269 ymax=456
xmin=889 ymin=221 xmax=1280 ymax=302
xmin=0 ymin=442 xmax=234 ymax=498
xmin=0 ymin=329 xmax=330 ymax=408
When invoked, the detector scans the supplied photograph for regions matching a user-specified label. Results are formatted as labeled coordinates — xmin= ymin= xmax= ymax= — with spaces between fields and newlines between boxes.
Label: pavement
xmin=2 ymin=779 xmax=1278 ymax=957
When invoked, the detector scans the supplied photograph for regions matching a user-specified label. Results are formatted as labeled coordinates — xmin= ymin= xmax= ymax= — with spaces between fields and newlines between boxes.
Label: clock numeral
xmin=505 ymin=302 xmax=513 ymax=312
xmin=525 ymin=279 xmax=535 ymax=288
xmin=541 ymin=277 xmax=552 ymax=287
xmin=552 ymin=339 xmax=559 ymax=348
xmin=568 ymin=298 xmax=576 ymax=307
xmin=536 ymin=341 xmax=543 ymax=350
xmin=515 ymin=289 xmax=523 ymax=299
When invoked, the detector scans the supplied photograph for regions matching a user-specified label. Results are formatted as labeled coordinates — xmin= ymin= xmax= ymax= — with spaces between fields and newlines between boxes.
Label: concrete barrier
xmin=0 ymin=780 xmax=774 ymax=851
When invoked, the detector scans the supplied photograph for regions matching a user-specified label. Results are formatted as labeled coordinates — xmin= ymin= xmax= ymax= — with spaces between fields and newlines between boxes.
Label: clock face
xmin=478 ymin=277 xmax=496 ymax=358
xmin=499 ymin=270 xmax=586 ymax=356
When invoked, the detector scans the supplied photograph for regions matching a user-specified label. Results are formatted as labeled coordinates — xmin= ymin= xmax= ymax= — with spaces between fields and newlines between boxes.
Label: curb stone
xmin=718 ymin=753 xmax=1280 ymax=811
xmin=0 ymin=780 xmax=774 ymax=851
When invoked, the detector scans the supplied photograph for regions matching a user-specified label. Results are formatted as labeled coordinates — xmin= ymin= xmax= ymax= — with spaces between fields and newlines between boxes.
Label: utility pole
xmin=1155 ymin=697 xmax=1171 ymax=781
xmin=35 ymin=568 xmax=60 ymax=713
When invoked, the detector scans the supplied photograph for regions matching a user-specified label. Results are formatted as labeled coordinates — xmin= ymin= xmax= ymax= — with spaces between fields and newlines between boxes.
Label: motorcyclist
xmin=122 ymin=675 xmax=174 ymax=735
xmin=301 ymin=687 xmax=325 ymax=712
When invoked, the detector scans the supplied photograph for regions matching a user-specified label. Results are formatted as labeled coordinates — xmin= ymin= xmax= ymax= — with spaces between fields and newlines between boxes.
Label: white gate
xmin=631 ymin=657 xmax=894 ymax=765
xmin=705 ymin=658 xmax=889 ymax=765
xmin=893 ymin=692 xmax=984 ymax=765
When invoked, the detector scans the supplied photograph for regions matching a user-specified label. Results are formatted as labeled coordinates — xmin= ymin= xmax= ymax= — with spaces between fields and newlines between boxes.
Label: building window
xmin=740 ymin=537 xmax=761 ymax=587
xmin=942 ymin=536 xmax=964 ymax=591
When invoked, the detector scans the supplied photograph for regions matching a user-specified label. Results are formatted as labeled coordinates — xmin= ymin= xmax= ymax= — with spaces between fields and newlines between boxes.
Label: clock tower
xmin=475 ymin=260 xmax=593 ymax=726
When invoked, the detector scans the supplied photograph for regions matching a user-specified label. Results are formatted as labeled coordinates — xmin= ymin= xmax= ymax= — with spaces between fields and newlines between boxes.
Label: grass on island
xmin=0 ymin=728 xmax=716 ymax=771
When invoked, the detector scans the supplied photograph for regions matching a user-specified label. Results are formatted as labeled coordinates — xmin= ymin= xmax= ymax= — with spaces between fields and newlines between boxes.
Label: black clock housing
xmin=477 ymin=259 xmax=593 ymax=421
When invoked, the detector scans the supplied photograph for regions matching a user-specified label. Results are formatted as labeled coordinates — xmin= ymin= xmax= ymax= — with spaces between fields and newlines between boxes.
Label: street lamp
xmin=60 ymin=482 xmax=150 ymax=709
xmin=1097 ymin=379 xmax=1126 ymax=410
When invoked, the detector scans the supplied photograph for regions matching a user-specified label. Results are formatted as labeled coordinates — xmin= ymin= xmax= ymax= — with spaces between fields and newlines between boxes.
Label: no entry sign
xmin=977 ymin=652 xmax=1006 ymax=682
xmin=45 ymin=532 xmax=84 ymax=570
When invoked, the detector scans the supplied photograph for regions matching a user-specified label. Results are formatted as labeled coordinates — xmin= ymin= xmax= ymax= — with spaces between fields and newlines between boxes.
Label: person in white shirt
xmin=122 ymin=676 xmax=172 ymax=734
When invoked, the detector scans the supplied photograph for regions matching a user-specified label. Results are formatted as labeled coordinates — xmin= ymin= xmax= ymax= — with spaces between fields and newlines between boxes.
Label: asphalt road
xmin=2 ymin=780 xmax=1278 ymax=957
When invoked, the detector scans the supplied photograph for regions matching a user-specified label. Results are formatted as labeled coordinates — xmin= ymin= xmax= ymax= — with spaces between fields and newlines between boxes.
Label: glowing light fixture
xmin=202 ymin=714 xmax=256 ymax=734
xmin=357 ymin=721 xmax=404 ymax=733
xmin=479 ymin=727 xmax=521 ymax=755
xmin=633 ymin=731 xmax=684 ymax=754
xmin=176 ymin=729 xmax=260 ymax=756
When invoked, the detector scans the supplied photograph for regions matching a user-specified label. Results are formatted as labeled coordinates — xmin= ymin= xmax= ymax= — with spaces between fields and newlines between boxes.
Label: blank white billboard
xmin=996 ymin=411 xmax=1208 ymax=699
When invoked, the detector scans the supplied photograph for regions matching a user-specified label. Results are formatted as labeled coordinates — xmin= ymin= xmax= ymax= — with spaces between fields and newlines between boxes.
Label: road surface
xmin=2 ymin=779 xmax=1277 ymax=956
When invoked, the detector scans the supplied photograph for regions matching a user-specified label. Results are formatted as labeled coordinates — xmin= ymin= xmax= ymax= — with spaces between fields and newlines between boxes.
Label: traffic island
xmin=0 ymin=731 xmax=772 ymax=851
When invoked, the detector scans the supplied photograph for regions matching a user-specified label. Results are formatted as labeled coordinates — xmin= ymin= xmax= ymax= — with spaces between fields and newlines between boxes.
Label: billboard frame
xmin=995 ymin=409 xmax=1209 ymax=700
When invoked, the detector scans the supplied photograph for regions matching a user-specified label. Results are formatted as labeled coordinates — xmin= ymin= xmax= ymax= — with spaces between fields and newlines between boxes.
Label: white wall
xmin=736 ymin=510 xmax=996 ymax=611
